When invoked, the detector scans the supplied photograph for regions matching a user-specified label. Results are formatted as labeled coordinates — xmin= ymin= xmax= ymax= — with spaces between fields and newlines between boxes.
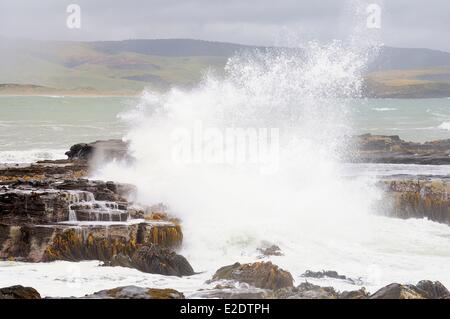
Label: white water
xmin=83 ymin=2 xmax=450 ymax=297
xmin=1 ymin=215 xmax=449 ymax=297
xmin=2 ymin=1 xmax=450 ymax=297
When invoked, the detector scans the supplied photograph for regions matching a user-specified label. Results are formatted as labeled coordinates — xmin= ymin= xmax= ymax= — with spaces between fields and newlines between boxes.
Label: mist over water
xmin=94 ymin=4 xmax=450 ymax=288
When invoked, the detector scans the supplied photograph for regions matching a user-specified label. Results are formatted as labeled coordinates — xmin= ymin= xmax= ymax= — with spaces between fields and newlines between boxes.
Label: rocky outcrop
xmin=257 ymin=244 xmax=283 ymax=257
xmin=209 ymin=262 xmax=294 ymax=290
xmin=0 ymin=221 xmax=183 ymax=262
xmin=65 ymin=139 xmax=129 ymax=162
xmin=0 ymin=160 xmax=88 ymax=183
xmin=272 ymin=280 xmax=449 ymax=299
xmin=339 ymin=288 xmax=370 ymax=299
xmin=82 ymin=286 xmax=185 ymax=299
xmin=301 ymin=270 xmax=362 ymax=285
xmin=369 ymin=283 xmax=427 ymax=299
xmin=380 ymin=179 xmax=450 ymax=225
xmin=274 ymin=282 xmax=339 ymax=299
xmin=0 ymin=285 xmax=41 ymax=299
xmin=416 ymin=280 xmax=450 ymax=299
xmin=369 ymin=281 xmax=450 ymax=299
xmin=107 ymin=245 xmax=194 ymax=276
xmin=351 ymin=134 xmax=450 ymax=165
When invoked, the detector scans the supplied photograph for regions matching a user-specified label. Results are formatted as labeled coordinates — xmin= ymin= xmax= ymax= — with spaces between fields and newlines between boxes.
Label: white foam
xmin=438 ymin=122 xmax=450 ymax=130
xmin=0 ymin=149 xmax=66 ymax=164
xmin=372 ymin=107 xmax=397 ymax=111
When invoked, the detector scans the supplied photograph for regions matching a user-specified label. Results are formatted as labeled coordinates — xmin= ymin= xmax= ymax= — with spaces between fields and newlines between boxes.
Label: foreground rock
xmin=274 ymin=282 xmax=339 ymax=299
xmin=82 ymin=286 xmax=184 ymax=299
xmin=301 ymin=270 xmax=362 ymax=285
xmin=65 ymin=139 xmax=129 ymax=162
xmin=0 ymin=160 xmax=88 ymax=184
xmin=0 ymin=179 xmax=183 ymax=263
xmin=209 ymin=262 xmax=294 ymax=290
xmin=370 ymin=281 xmax=450 ymax=299
xmin=257 ymin=244 xmax=283 ymax=257
xmin=379 ymin=178 xmax=450 ymax=226
xmin=352 ymin=134 xmax=450 ymax=165
xmin=0 ymin=285 xmax=41 ymax=299
xmin=107 ymin=245 xmax=195 ymax=276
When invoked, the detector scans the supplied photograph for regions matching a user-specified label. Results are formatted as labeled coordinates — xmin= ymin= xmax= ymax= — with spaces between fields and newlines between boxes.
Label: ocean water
xmin=1 ymin=96 xmax=450 ymax=163
xmin=1 ymin=24 xmax=450 ymax=298
xmin=0 ymin=96 xmax=134 ymax=163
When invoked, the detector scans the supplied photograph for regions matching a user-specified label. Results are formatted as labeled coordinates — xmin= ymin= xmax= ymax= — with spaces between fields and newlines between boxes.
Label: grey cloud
xmin=0 ymin=0 xmax=449 ymax=51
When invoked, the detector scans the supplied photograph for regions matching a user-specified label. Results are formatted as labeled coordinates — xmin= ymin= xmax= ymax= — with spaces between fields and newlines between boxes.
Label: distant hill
xmin=1 ymin=38 xmax=449 ymax=98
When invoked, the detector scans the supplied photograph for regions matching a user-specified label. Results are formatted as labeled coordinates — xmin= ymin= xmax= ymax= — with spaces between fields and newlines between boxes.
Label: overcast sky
xmin=0 ymin=0 xmax=449 ymax=51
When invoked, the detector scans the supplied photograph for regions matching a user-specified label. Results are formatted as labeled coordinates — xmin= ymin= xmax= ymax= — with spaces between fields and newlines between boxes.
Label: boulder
xmin=65 ymin=139 xmax=129 ymax=162
xmin=274 ymin=282 xmax=338 ymax=299
xmin=126 ymin=245 xmax=194 ymax=276
xmin=257 ymin=244 xmax=283 ymax=257
xmin=0 ymin=222 xmax=183 ymax=262
xmin=210 ymin=261 xmax=294 ymax=290
xmin=339 ymin=288 xmax=370 ymax=299
xmin=301 ymin=270 xmax=347 ymax=280
xmin=351 ymin=134 xmax=450 ymax=165
xmin=82 ymin=286 xmax=184 ymax=299
xmin=380 ymin=179 xmax=450 ymax=226
xmin=0 ymin=160 xmax=88 ymax=184
xmin=0 ymin=285 xmax=41 ymax=299
xmin=194 ymin=288 xmax=273 ymax=299
xmin=369 ymin=283 xmax=427 ymax=299
xmin=416 ymin=280 xmax=450 ymax=299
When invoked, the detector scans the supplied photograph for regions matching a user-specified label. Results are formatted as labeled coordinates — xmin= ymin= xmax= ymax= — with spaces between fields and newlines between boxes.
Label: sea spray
xmin=95 ymin=38 xmax=384 ymax=267
xmin=93 ymin=0 xmax=390 ymax=278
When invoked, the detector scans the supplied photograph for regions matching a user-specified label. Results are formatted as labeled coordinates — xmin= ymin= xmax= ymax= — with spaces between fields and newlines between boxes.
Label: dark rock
xmin=65 ymin=139 xmax=129 ymax=162
xmin=369 ymin=283 xmax=427 ymax=299
xmin=301 ymin=270 xmax=347 ymax=280
xmin=339 ymin=288 xmax=370 ymax=299
xmin=209 ymin=261 xmax=294 ymax=290
xmin=0 ymin=285 xmax=41 ymax=299
xmin=380 ymin=179 xmax=450 ymax=226
xmin=416 ymin=280 xmax=450 ymax=299
xmin=257 ymin=244 xmax=283 ymax=257
xmin=126 ymin=245 xmax=194 ymax=276
xmin=351 ymin=134 xmax=450 ymax=165
xmin=0 ymin=160 xmax=88 ymax=184
xmin=195 ymin=288 xmax=273 ymax=299
xmin=274 ymin=282 xmax=338 ymax=299
xmin=82 ymin=286 xmax=184 ymax=299
xmin=0 ymin=190 xmax=72 ymax=224
xmin=0 ymin=222 xmax=183 ymax=262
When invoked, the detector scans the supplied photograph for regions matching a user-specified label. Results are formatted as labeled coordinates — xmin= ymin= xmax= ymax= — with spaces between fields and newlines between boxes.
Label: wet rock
xmin=380 ymin=179 xmax=450 ymax=225
xmin=54 ymin=179 xmax=136 ymax=202
xmin=339 ymin=288 xmax=370 ymax=299
xmin=0 ymin=180 xmax=137 ymax=224
xmin=65 ymin=139 xmax=129 ymax=162
xmin=0 ymin=285 xmax=41 ymax=299
xmin=301 ymin=269 xmax=362 ymax=285
xmin=0 ymin=160 xmax=88 ymax=183
xmin=0 ymin=190 xmax=72 ymax=224
xmin=194 ymin=287 xmax=273 ymax=299
xmin=210 ymin=261 xmax=294 ymax=290
xmin=416 ymin=280 xmax=450 ymax=299
xmin=274 ymin=282 xmax=338 ymax=299
xmin=257 ymin=244 xmax=283 ymax=257
xmin=351 ymin=134 xmax=450 ymax=165
xmin=107 ymin=252 xmax=133 ymax=268
xmin=301 ymin=270 xmax=347 ymax=280
xmin=0 ymin=221 xmax=183 ymax=262
xmin=127 ymin=244 xmax=194 ymax=276
xmin=369 ymin=283 xmax=427 ymax=299
xmin=82 ymin=286 xmax=184 ymax=299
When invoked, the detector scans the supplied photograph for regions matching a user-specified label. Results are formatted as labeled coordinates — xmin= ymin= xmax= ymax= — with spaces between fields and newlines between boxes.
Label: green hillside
xmin=1 ymin=38 xmax=450 ymax=97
